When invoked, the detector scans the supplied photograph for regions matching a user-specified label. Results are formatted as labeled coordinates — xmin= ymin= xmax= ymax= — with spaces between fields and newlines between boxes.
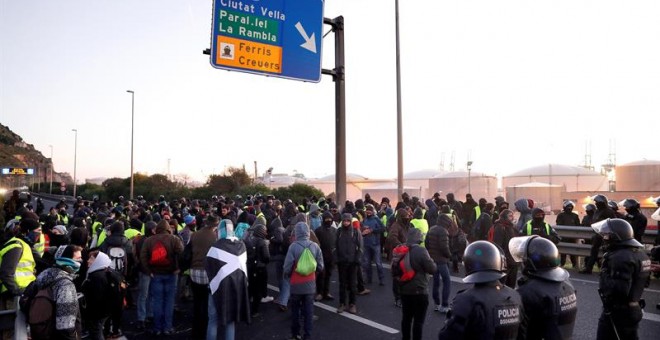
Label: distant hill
xmin=0 ymin=123 xmax=69 ymax=182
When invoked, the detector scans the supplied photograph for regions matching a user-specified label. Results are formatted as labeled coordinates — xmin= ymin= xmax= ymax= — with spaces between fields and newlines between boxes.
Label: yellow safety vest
xmin=474 ymin=206 xmax=482 ymax=221
xmin=525 ymin=220 xmax=551 ymax=236
xmin=0 ymin=237 xmax=36 ymax=293
xmin=91 ymin=221 xmax=103 ymax=235
xmin=125 ymin=229 xmax=141 ymax=240
xmin=34 ymin=233 xmax=45 ymax=257
xmin=97 ymin=229 xmax=107 ymax=246
xmin=410 ymin=218 xmax=429 ymax=247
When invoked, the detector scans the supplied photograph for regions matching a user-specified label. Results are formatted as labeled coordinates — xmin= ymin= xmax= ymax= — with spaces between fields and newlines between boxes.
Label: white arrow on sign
xmin=295 ymin=22 xmax=317 ymax=53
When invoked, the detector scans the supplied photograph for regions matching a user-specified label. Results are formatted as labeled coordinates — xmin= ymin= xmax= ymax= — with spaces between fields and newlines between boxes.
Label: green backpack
xmin=295 ymin=245 xmax=317 ymax=276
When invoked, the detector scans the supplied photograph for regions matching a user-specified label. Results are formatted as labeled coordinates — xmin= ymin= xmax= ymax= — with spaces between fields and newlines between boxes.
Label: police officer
xmin=580 ymin=194 xmax=616 ymax=274
xmin=509 ymin=235 xmax=577 ymax=339
xmin=438 ymin=241 xmax=526 ymax=339
xmin=592 ymin=218 xmax=651 ymax=340
xmin=621 ymin=199 xmax=647 ymax=243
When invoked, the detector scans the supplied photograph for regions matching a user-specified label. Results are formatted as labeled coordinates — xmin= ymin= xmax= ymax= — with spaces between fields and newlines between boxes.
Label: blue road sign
xmin=210 ymin=0 xmax=324 ymax=83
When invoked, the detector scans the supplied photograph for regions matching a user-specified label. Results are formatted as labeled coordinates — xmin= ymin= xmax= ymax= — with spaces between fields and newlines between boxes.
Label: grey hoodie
xmin=514 ymin=198 xmax=532 ymax=232
xmin=283 ymin=222 xmax=324 ymax=295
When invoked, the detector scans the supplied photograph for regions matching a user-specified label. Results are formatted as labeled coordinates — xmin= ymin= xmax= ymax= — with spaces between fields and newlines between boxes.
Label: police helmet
xmin=656 ymin=197 xmax=660 ymax=206
xmin=462 ymin=241 xmax=506 ymax=283
xmin=235 ymin=195 xmax=242 ymax=200
xmin=585 ymin=203 xmax=596 ymax=212
xmin=562 ymin=201 xmax=575 ymax=209
xmin=76 ymin=196 xmax=83 ymax=200
xmin=607 ymin=200 xmax=619 ymax=211
xmin=118 ymin=195 xmax=124 ymax=201
xmin=621 ymin=198 xmax=640 ymax=210
xmin=592 ymin=194 xmax=608 ymax=204
xmin=509 ymin=236 xmax=568 ymax=282
xmin=591 ymin=218 xmax=642 ymax=248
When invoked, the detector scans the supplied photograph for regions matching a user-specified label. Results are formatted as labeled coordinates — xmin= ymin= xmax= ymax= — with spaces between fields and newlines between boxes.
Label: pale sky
xmin=1 ymin=0 xmax=659 ymax=184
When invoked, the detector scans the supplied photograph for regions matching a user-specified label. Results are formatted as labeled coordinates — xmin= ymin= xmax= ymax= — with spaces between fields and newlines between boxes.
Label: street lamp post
xmin=49 ymin=145 xmax=53 ymax=194
xmin=467 ymin=161 xmax=473 ymax=195
xmin=72 ymin=129 xmax=78 ymax=198
xmin=127 ymin=90 xmax=135 ymax=200
xmin=395 ymin=0 xmax=404 ymax=199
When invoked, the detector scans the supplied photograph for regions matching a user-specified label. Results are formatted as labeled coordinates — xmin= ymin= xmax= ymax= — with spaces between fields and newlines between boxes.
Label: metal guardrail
xmin=0 ymin=297 xmax=29 ymax=340
xmin=554 ymin=225 xmax=658 ymax=258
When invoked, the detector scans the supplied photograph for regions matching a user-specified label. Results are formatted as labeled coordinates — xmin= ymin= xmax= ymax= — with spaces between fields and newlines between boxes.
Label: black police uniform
xmin=438 ymin=281 xmax=525 ymax=340
xmin=597 ymin=245 xmax=651 ymax=340
xmin=517 ymin=277 xmax=577 ymax=339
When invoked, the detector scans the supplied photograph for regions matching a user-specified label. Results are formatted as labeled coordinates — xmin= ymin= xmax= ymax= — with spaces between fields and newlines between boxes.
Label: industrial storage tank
xmin=615 ymin=160 xmax=660 ymax=191
xmin=502 ymin=164 xmax=608 ymax=193
xmin=429 ymin=171 xmax=498 ymax=201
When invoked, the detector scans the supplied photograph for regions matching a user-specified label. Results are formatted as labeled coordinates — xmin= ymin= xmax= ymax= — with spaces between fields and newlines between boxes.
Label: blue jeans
xmin=207 ymin=293 xmax=236 ymax=340
xmin=150 ymin=273 xmax=177 ymax=332
xmin=275 ymin=260 xmax=290 ymax=306
xmin=290 ymin=294 xmax=314 ymax=339
xmin=137 ymin=272 xmax=152 ymax=322
xmin=432 ymin=263 xmax=451 ymax=307
xmin=362 ymin=243 xmax=384 ymax=283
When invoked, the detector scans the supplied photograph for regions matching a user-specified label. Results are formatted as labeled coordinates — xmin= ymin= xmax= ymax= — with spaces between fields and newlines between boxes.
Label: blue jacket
xmin=361 ymin=215 xmax=384 ymax=247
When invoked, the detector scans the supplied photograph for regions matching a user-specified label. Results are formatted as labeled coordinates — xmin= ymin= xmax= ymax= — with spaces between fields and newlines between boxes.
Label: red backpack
xmin=149 ymin=240 xmax=171 ymax=266
xmin=391 ymin=244 xmax=415 ymax=282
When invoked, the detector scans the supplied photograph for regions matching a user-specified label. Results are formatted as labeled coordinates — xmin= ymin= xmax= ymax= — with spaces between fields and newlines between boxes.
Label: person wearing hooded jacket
xmin=425 ymin=218 xmax=451 ymax=313
xmin=99 ymin=221 xmax=133 ymax=277
xmin=334 ymin=213 xmax=364 ymax=314
xmin=34 ymin=245 xmax=83 ymax=340
xmin=81 ymin=251 xmax=123 ymax=340
xmin=491 ymin=209 xmax=519 ymax=288
xmin=514 ymin=198 xmax=533 ymax=234
xmin=521 ymin=208 xmax=561 ymax=244
xmin=245 ymin=223 xmax=270 ymax=317
xmin=283 ymin=222 xmax=324 ymax=340
xmin=386 ymin=208 xmax=412 ymax=307
xmin=400 ymin=228 xmax=436 ymax=340
xmin=314 ymin=211 xmax=337 ymax=301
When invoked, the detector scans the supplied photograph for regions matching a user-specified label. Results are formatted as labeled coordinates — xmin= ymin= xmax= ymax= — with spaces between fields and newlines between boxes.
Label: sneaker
xmin=251 ymin=312 xmax=261 ymax=318
xmin=322 ymin=294 xmax=334 ymax=300
xmin=337 ymin=304 xmax=345 ymax=313
xmin=261 ymin=296 xmax=275 ymax=303
xmin=315 ymin=294 xmax=323 ymax=301
xmin=290 ymin=336 xmax=302 ymax=340
xmin=163 ymin=329 xmax=174 ymax=336
xmin=348 ymin=304 xmax=357 ymax=314
xmin=394 ymin=300 xmax=402 ymax=308
xmin=277 ymin=303 xmax=288 ymax=312
xmin=438 ymin=306 xmax=451 ymax=313
xmin=357 ymin=288 xmax=371 ymax=295
xmin=434 ymin=304 xmax=442 ymax=312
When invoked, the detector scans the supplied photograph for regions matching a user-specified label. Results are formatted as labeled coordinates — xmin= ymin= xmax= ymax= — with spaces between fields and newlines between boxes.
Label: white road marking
xmin=267 ymin=284 xmax=399 ymax=334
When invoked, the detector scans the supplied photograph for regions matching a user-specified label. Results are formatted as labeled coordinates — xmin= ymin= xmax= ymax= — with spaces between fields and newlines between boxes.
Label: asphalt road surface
xmin=120 ymin=262 xmax=660 ymax=340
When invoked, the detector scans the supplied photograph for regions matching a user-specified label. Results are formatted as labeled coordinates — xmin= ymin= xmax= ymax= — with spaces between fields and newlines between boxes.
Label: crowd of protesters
xmin=1 ymin=188 xmax=656 ymax=340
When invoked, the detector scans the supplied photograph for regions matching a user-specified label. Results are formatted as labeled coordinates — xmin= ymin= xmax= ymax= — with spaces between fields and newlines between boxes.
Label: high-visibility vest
xmin=97 ymin=229 xmax=107 ymax=246
xmin=474 ymin=206 xmax=482 ymax=221
xmin=525 ymin=220 xmax=551 ymax=236
xmin=0 ymin=237 xmax=36 ymax=293
xmin=125 ymin=229 xmax=141 ymax=240
xmin=34 ymin=233 xmax=45 ymax=257
xmin=91 ymin=221 xmax=103 ymax=235
xmin=58 ymin=214 xmax=69 ymax=226
xmin=410 ymin=218 xmax=429 ymax=247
